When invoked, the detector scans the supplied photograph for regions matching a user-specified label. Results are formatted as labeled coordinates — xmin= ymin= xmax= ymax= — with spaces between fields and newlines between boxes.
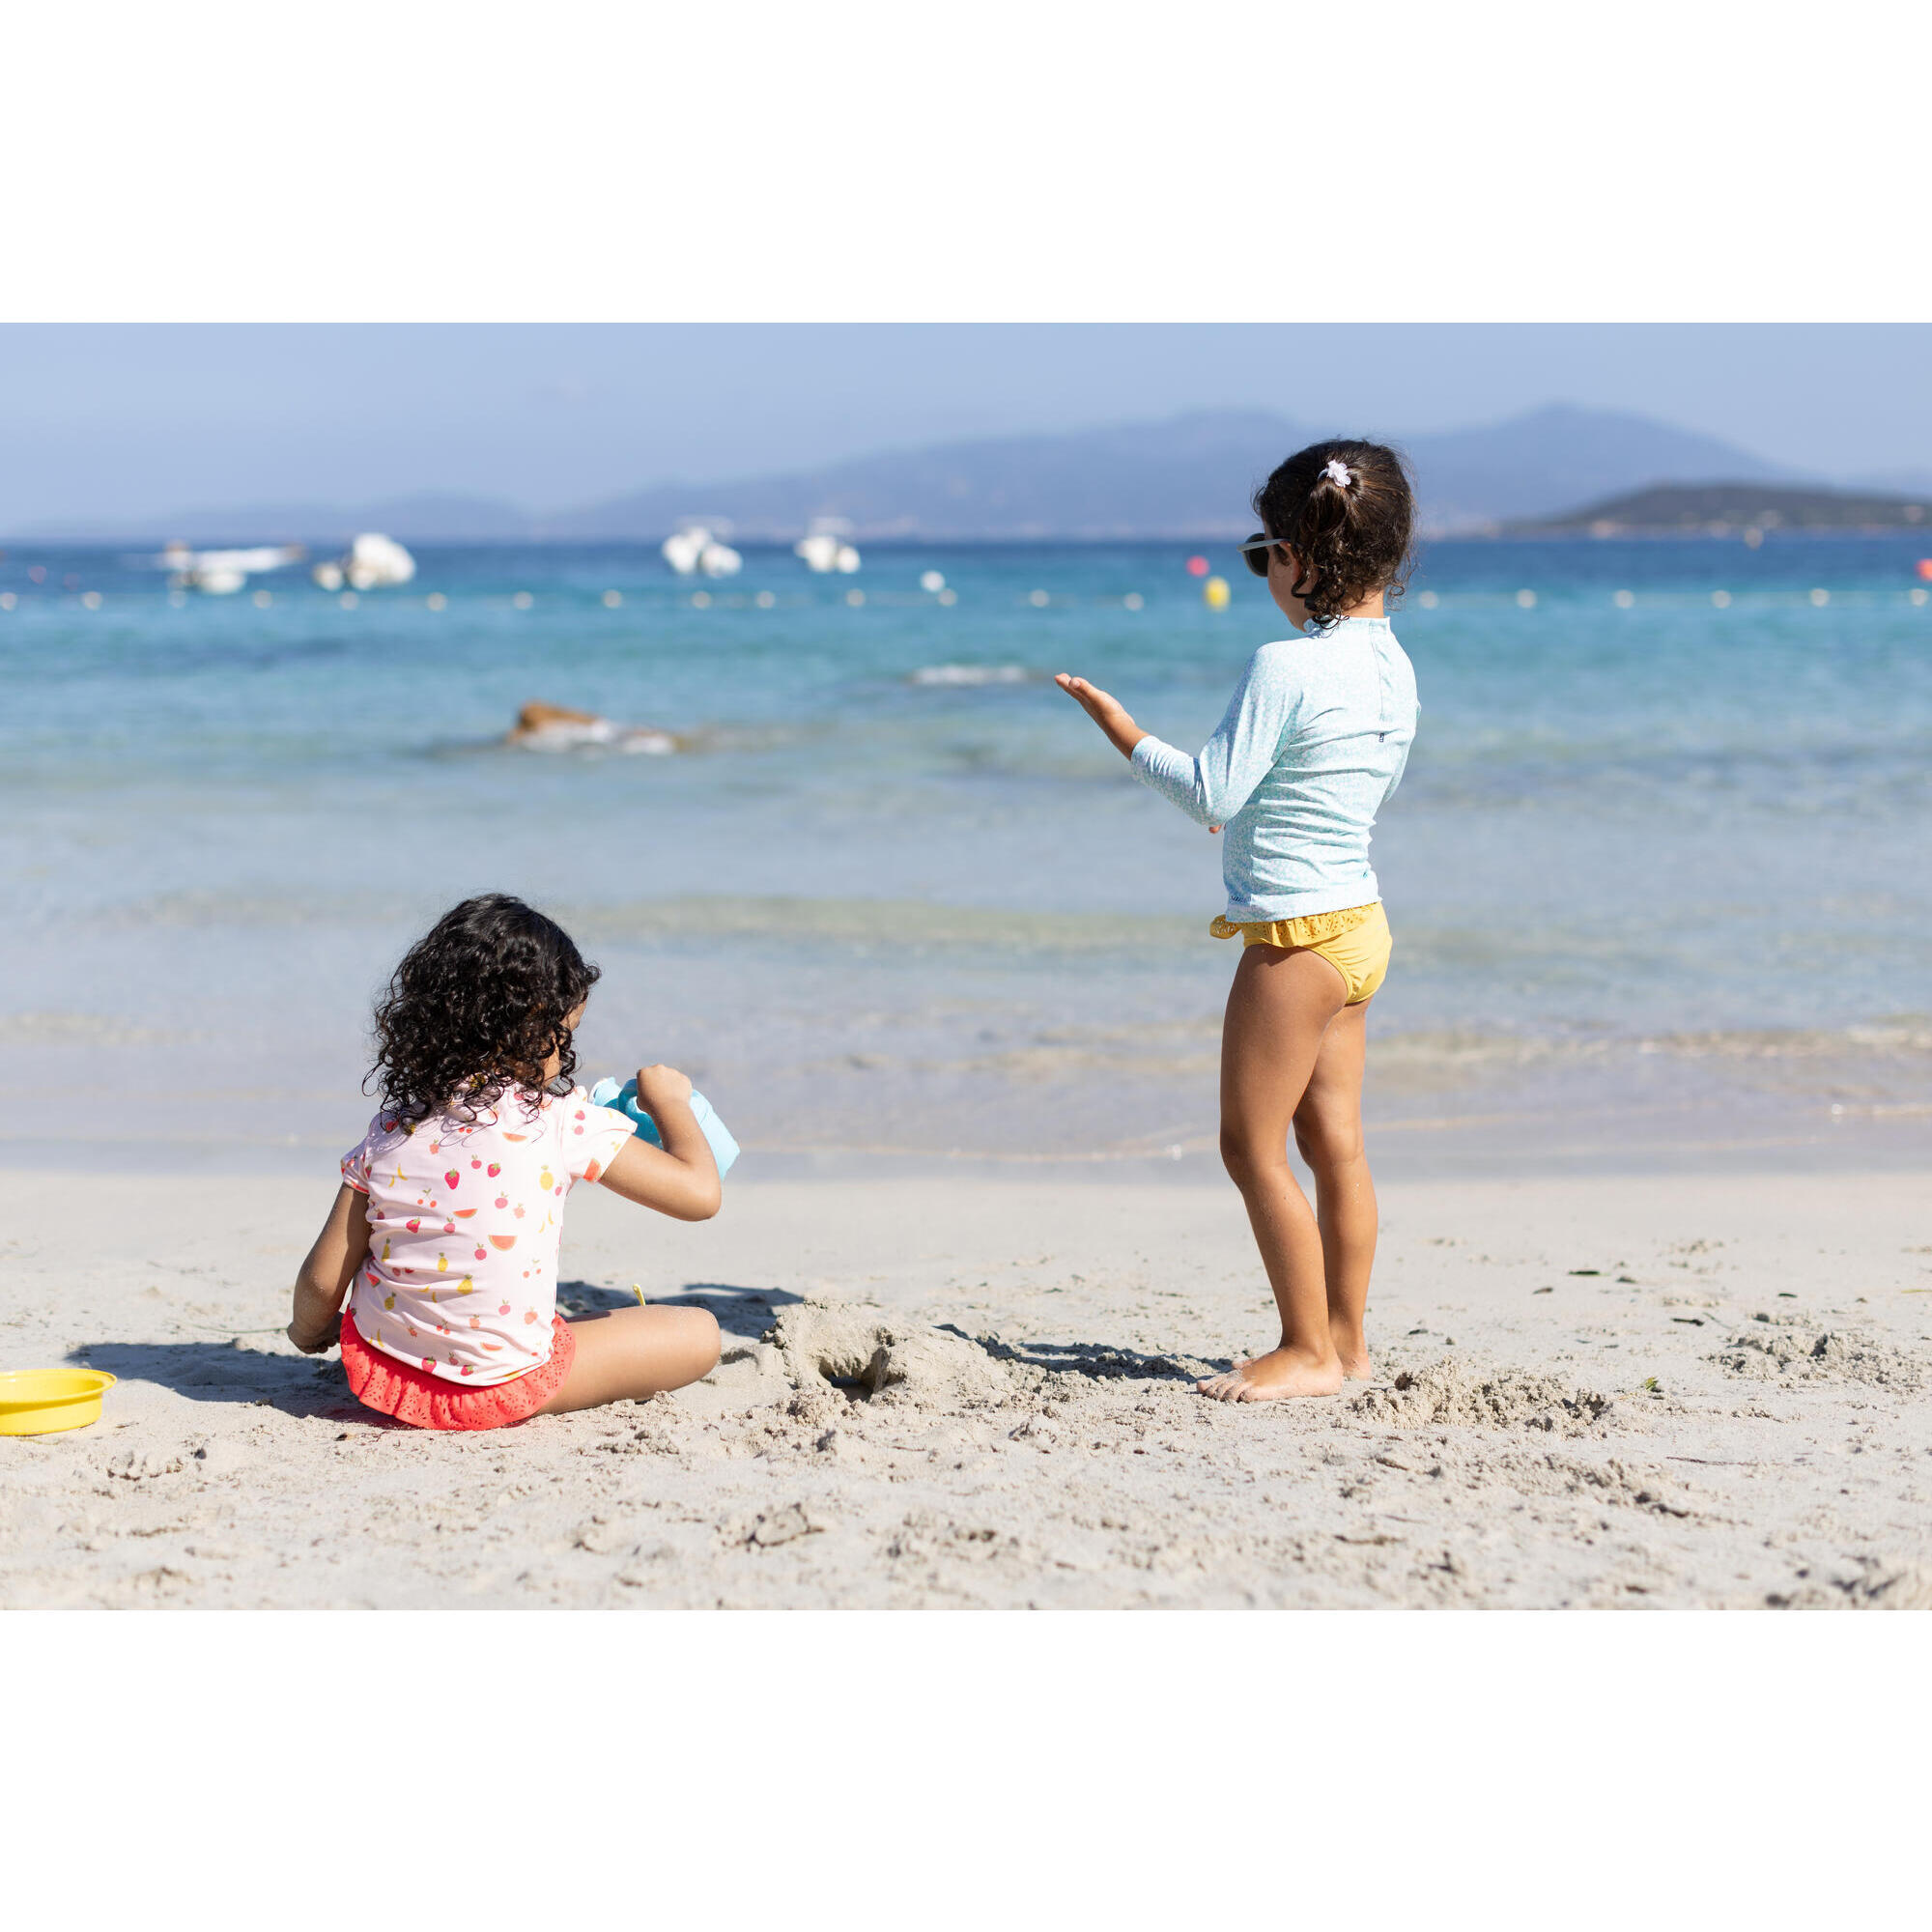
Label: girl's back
xmin=344 ymin=1085 xmax=630 ymax=1383
xmin=1132 ymin=613 xmax=1418 ymax=922
xmin=1235 ymin=617 xmax=1417 ymax=911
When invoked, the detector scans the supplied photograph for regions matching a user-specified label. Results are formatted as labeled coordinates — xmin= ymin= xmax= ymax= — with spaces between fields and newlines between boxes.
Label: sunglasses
xmin=1238 ymin=532 xmax=1290 ymax=580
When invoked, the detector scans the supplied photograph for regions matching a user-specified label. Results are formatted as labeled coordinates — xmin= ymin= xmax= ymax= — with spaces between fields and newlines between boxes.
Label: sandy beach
xmin=4 ymin=1162 xmax=1927 ymax=1610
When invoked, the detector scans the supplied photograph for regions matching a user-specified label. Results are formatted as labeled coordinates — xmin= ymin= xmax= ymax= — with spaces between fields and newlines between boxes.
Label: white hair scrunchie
xmin=1321 ymin=458 xmax=1354 ymax=489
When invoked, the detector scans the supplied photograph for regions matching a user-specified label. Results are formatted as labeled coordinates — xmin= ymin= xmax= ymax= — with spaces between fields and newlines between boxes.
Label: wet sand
xmin=3 ymin=1165 xmax=1929 ymax=1609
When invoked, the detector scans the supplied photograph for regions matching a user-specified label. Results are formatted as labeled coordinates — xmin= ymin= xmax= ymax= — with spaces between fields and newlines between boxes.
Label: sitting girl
xmin=287 ymin=893 xmax=722 ymax=1429
xmin=1057 ymin=441 xmax=1420 ymax=1403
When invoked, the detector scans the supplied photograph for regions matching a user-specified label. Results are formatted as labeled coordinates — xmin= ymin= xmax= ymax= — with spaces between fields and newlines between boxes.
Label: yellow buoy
xmin=0 ymin=1369 xmax=117 ymax=1435
xmin=1204 ymin=576 xmax=1231 ymax=611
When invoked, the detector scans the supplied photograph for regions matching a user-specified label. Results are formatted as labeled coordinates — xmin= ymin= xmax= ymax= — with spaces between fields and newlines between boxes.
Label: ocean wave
xmin=565 ymin=895 xmax=1201 ymax=954
xmin=909 ymin=664 xmax=1036 ymax=687
xmin=0 ymin=1010 xmax=189 ymax=1047
xmin=423 ymin=723 xmax=780 ymax=764
xmin=1375 ymin=1019 xmax=1932 ymax=1067
xmin=1634 ymin=1019 xmax=1932 ymax=1060
xmin=99 ymin=889 xmax=421 ymax=930
xmin=508 ymin=723 xmax=681 ymax=756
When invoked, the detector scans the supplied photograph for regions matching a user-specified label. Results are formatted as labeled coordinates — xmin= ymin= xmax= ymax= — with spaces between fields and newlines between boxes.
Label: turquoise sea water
xmin=6 ymin=535 xmax=1929 ymax=1173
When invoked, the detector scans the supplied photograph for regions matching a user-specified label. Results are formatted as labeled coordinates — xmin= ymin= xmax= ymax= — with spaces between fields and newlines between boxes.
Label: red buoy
xmin=1917 ymin=557 xmax=1932 ymax=582
xmin=1185 ymin=554 xmax=1209 ymax=578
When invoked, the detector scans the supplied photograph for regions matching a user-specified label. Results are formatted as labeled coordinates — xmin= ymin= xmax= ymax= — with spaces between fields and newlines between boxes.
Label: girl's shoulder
xmin=353 ymin=1109 xmax=412 ymax=1154
xmin=1247 ymin=634 xmax=1309 ymax=669
xmin=1245 ymin=633 xmax=1330 ymax=683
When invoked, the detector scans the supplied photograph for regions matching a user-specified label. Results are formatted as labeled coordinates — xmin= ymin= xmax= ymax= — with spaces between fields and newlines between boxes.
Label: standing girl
xmin=1057 ymin=441 xmax=1419 ymax=1402
xmin=286 ymin=894 xmax=723 ymax=1428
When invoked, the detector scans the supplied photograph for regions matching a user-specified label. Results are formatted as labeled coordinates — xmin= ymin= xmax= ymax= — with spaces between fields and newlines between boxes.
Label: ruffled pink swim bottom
xmin=341 ymin=1310 xmax=576 ymax=1432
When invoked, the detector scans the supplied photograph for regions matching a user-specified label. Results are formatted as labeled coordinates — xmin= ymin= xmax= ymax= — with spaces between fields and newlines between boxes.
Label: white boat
xmin=313 ymin=532 xmax=416 ymax=591
xmin=662 ymin=522 xmax=742 ymax=578
xmin=794 ymin=517 xmax=861 ymax=574
xmin=154 ymin=542 xmax=305 ymax=595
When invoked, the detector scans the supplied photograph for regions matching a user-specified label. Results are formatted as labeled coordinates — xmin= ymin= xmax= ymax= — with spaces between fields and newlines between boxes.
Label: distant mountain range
xmin=1524 ymin=481 xmax=1930 ymax=534
xmin=11 ymin=402 xmax=1875 ymax=544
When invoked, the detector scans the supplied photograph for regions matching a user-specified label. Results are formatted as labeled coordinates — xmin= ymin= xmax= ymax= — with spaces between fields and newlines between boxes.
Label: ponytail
xmin=1254 ymin=440 xmax=1416 ymax=628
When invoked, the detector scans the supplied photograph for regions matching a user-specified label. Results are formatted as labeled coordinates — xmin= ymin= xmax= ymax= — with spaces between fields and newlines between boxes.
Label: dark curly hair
xmin=367 ymin=894 xmax=601 ymax=1128
xmin=1253 ymin=440 xmax=1416 ymax=629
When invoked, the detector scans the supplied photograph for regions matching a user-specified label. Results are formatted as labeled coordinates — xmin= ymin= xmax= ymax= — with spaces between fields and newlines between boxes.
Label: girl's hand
xmin=1055 ymin=674 xmax=1148 ymax=761
xmin=1055 ymin=672 xmax=1122 ymax=724
xmin=635 ymin=1063 xmax=694 ymax=1114
xmin=288 ymin=1313 xmax=341 ymax=1355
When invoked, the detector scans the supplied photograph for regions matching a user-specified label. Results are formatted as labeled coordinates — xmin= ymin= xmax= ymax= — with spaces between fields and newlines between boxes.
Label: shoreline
xmin=6 ymin=1096 xmax=1926 ymax=1183
xmin=5 ymin=1164 xmax=1928 ymax=1609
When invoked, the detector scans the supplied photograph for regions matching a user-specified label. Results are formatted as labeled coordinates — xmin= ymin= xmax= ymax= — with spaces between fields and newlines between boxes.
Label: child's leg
xmin=1201 ymin=944 xmax=1349 ymax=1402
xmin=1293 ymin=999 xmax=1377 ymax=1378
xmin=533 ymin=1305 xmax=721 ymax=1416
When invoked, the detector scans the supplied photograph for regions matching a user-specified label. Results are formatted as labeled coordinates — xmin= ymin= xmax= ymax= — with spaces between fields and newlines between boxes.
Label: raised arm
xmin=595 ymin=1064 xmax=723 ymax=1222
xmin=1114 ymin=646 xmax=1300 ymax=829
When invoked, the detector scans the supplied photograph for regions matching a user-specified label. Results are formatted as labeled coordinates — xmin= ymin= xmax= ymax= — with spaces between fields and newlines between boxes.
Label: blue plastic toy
xmin=588 ymin=1076 xmax=740 ymax=1178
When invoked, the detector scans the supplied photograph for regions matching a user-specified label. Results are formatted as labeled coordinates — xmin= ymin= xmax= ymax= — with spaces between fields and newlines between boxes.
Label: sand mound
xmin=1858 ymin=1566 xmax=1932 ymax=1609
xmin=1769 ymin=1559 xmax=1932 ymax=1610
xmin=1717 ymin=1317 xmax=1921 ymax=1390
xmin=771 ymin=1299 xmax=1010 ymax=1407
xmin=1352 ymin=1360 xmax=1613 ymax=1434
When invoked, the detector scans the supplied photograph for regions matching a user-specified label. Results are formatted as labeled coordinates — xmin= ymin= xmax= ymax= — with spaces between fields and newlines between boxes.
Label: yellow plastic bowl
xmin=0 ymin=1369 xmax=118 ymax=1435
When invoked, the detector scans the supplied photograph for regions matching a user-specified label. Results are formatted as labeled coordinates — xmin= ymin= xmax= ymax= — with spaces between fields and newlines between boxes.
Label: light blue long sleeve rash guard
xmin=1129 ymin=615 xmax=1420 ymax=923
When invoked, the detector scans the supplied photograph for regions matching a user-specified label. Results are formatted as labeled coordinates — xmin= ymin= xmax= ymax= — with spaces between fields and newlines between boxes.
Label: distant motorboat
xmin=313 ymin=532 xmax=416 ymax=592
xmin=794 ymin=518 xmax=861 ymax=574
xmin=155 ymin=541 xmax=305 ymax=595
xmin=662 ymin=522 xmax=742 ymax=578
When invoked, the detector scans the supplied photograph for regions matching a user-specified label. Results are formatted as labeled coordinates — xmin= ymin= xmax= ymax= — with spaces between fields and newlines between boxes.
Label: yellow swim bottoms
xmin=1209 ymin=900 xmax=1392 ymax=1005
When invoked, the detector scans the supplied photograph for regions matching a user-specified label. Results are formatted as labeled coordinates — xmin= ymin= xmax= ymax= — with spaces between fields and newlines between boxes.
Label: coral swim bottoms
xmin=341 ymin=1310 xmax=576 ymax=1432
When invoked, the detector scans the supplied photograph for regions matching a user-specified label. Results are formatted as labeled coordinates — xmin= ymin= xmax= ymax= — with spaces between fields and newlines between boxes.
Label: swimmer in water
xmin=505 ymin=701 xmax=678 ymax=755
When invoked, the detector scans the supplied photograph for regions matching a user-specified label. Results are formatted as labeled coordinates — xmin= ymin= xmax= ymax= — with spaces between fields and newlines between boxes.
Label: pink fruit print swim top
xmin=340 ymin=1084 xmax=634 ymax=1385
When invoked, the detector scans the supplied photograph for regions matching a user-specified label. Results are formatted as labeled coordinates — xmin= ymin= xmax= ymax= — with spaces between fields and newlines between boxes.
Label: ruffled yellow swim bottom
xmin=1210 ymin=900 xmax=1391 ymax=1006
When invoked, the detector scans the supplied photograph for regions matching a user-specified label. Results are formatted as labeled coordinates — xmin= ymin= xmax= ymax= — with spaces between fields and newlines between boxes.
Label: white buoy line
xmin=1401 ymin=588 xmax=1919 ymax=611
xmin=12 ymin=579 xmax=1914 ymax=620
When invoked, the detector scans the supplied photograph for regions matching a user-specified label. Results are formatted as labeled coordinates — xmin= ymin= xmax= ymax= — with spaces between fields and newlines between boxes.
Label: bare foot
xmin=1333 ymin=1334 xmax=1374 ymax=1380
xmin=1197 ymin=1347 xmax=1345 ymax=1403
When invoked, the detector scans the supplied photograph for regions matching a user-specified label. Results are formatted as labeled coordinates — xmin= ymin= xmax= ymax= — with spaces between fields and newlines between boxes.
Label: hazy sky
xmin=4 ymin=325 xmax=1927 ymax=526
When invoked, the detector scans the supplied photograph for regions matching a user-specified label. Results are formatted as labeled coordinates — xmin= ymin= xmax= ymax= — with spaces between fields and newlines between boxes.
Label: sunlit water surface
xmin=7 ymin=536 xmax=1929 ymax=1176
